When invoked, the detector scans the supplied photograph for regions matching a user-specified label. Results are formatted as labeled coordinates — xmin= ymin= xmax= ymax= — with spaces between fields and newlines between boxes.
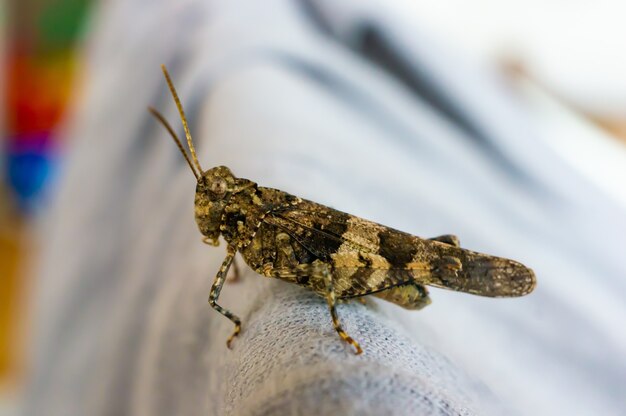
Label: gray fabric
xmin=24 ymin=0 xmax=626 ymax=415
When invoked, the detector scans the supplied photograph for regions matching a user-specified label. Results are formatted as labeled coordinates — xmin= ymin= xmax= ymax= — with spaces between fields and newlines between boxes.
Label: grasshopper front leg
xmin=209 ymin=246 xmax=242 ymax=348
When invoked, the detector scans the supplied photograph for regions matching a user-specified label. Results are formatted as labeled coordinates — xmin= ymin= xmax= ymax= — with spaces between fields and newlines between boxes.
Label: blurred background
xmin=1 ymin=0 xmax=626 ymax=413
xmin=1 ymin=1 xmax=91 ymax=413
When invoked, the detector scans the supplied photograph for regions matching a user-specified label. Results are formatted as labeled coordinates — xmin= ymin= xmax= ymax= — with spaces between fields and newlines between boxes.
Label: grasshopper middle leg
xmin=227 ymin=256 xmax=241 ymax=283
xmin=319 ymin=265 xmax=363 ymax=355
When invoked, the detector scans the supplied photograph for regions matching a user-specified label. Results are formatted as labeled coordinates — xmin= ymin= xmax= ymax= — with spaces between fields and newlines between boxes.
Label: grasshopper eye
xmin=210 ymin=178 xmax=227 ymax=197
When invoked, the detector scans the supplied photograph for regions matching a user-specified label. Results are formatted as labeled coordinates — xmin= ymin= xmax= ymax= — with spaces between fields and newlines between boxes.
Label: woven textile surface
xmin=24 ymin=1 xmax=626 ymax=415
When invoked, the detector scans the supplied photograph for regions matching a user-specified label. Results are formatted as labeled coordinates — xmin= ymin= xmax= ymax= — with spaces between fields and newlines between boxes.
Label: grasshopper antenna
xmin=160 ymin=64 xmax=203 ymax=175
xmin=148 ymin=106 xmax=200 ymax=180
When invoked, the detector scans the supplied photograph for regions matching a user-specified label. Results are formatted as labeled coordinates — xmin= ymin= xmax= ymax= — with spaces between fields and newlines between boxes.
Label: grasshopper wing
xmin=265 ymin=199 xmax=536 ymax=298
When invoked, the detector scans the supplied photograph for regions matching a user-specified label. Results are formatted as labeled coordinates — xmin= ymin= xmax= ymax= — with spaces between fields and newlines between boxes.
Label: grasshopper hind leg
xmin=374 ymin=283 xmax=431 ymax=310
xmin=429 ymin=234 xmax=460 ymax=247
xmin=318 ymin=264 xmax=363 ymax=355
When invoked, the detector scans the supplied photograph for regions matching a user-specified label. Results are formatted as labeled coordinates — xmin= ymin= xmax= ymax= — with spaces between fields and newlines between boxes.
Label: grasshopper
xmin=149 ymin=65 xmax=536 ymax=355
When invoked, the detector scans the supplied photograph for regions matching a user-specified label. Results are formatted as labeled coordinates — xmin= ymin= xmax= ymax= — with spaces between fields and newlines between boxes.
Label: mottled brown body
xmin=209 ymin=179 xmax=534 ymax=299
xmin=151 ymin=65 xmax=536 ymax=354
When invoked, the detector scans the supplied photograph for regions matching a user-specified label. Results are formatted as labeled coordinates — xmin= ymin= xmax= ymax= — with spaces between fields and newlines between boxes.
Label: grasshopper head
xmin=150 ymin=65 xmax=253 ymax=245
xmin=194 ymin=166 xmax=237 ymax=244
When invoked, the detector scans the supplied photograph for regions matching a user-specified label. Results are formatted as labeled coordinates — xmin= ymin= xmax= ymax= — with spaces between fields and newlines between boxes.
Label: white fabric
xmin=25 ymin=1 xmax=626 ymax=415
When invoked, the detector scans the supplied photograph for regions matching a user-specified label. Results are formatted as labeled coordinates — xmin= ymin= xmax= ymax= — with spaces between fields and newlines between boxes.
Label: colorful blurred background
xmin=1 ymin=0 xmax=626 ymax=413
xmin=1 ymin=0 xmax=92 ymax=412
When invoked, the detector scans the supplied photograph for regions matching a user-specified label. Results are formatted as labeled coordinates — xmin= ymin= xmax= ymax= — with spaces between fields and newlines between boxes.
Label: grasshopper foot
xmin=226 ymin=321 xmax=241 ymax=349
xmin=341 ymin=332 xmax=363 ymax=355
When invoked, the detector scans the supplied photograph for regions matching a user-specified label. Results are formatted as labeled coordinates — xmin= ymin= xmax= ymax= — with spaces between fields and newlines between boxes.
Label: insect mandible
xmin=149 ymin=65 xmax=536 ymax=355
